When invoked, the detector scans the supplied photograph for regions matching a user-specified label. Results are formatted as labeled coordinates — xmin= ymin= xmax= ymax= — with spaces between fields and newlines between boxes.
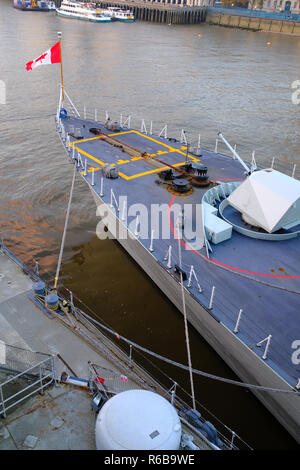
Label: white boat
xmin=99 ymin=6 xmax=135 ymax=22
xmin=56 ymin=0 xmax=112 ymax=22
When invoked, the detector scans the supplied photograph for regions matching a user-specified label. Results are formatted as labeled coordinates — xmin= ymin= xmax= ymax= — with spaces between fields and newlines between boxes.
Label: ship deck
xmin=60 ymin=115 xmax=300 ymax=390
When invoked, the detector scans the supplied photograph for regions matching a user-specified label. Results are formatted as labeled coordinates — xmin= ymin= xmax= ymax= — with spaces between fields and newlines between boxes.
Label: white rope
xmin=54 ymin=165 xmax=76 ymax=289
xmin=76 ymin=308 xmax=300 ymax=395
xmin=177 ymin=220 xmax=196 ymax=410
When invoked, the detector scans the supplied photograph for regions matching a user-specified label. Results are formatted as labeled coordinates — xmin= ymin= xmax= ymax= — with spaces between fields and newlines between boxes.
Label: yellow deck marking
xmin=132 ymin=131 xmax=200 ymax=162
xmin=71 ymin=136 xmax=103 ymax=146
xmin=82 ymin=167 xmax=101 ymax=174
xmin=133 ymin=131 xmax=176 ymax=151
xmin=71 ymin=130 xmax=133 ymax=146
xmin=72 ymin=145 xmax=106 ymax=166
xmin=118 ymin=161 xmax=188 ymax=180
xmin=71 ymin=130 xmax=201 ymax=180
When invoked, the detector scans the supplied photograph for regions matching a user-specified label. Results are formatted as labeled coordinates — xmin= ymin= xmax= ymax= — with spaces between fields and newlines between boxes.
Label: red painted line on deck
xmin=168 ymin=179 xmax=300 ymax=280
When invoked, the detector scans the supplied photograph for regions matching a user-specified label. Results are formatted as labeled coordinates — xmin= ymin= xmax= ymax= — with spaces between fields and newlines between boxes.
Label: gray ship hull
xmin=91 ymin=187 xmax=300 ymax=444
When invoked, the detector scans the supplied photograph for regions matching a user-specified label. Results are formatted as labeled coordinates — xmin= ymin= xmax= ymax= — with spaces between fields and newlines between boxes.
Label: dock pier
xmin=96 ymin=1 xmax=206 ymax=24
xmin=54 ymin=0 xmax=207 ymax=24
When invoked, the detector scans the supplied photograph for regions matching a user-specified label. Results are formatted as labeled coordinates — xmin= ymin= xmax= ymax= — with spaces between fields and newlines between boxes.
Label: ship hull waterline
xmin=90 ymin=187 xmax=300 ymax=445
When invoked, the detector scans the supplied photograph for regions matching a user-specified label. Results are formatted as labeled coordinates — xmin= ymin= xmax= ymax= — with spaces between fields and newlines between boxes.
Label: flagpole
xmin=57 ymin=31 xmax=64 ymax=102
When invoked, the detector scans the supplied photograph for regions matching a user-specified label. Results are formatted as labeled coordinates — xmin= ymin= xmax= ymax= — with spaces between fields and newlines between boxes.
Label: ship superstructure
xmin=100 ymin=6 xmax=135 ymax=21
xmin=56 ymin=0 xmax=112 ymax=22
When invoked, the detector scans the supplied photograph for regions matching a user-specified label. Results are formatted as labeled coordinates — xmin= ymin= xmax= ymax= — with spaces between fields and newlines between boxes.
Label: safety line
xmin=77 ymin=308 xmax=299 ymax=395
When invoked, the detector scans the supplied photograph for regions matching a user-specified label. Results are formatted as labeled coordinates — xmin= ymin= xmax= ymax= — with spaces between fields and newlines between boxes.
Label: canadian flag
xmin=26 ymin=41 xmax=61 ymax=71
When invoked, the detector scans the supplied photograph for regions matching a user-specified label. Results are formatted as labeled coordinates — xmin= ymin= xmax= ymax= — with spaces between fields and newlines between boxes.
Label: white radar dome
xmin=95 ymin=389 xmax=182 ymax=450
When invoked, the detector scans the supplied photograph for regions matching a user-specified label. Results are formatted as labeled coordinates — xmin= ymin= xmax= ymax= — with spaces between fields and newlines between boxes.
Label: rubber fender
xmin=201 ymin=421 xmax=222 ymax=447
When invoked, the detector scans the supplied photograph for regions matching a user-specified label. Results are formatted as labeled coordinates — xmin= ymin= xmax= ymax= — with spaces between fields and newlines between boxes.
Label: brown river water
xmin=0 ymin=0 xmax=300 ymax=449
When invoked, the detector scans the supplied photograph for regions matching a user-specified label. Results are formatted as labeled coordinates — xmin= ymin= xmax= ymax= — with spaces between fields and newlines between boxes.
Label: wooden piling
xmin=94 ymin=0 xmax=206 ymax=24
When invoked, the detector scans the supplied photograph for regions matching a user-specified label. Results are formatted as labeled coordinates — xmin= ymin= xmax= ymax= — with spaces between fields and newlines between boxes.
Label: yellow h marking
xmin=71 ymin=130 xmax=200 ymax=180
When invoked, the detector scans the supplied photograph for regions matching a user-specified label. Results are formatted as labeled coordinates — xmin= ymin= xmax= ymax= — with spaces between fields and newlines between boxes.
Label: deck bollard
xmin=230 ymin=431 xmax=236 ymax=450
xmin=271 ymin=157 xmax=275 ymax=169
xmin=167 ymin=245 xmax=172 ymax=269
xmin=141 ymin=119 xmax=147 ymax=134
xmin=34 ymin=260 xmax=39 ymax=275
xmin=164 ymin=246 xmax=172 ymax=268
xmin=180 ymin=129 xmax=187 ymax=145
xmin=66 ymin=135 xmax=70 ymax=150
xmin=110 ymin=189 xmax=119 ymax=211
xmin=149 ymin=229 xmax=154 ymax=252
xmin=134 ymin=215 xmax=140 ymax=237
xmin=186 ymin=265 xmax=202 ymax=292
xmin=121 ymin=199 xmax=126 ymax=221
xmin=123 ymin=115 xmax=131 ymax=129
xmin=233 ymin=309 xmax=243 ymax=333
xmin=149 ymin=121 xmax=153 ymax=135
xmin=194 ymin=134 xmax=202 ymax=156
xmin=256 ymin=334 xmax=272 ymax=360
xmin=159 ymin=124 xmax=167 ymax=139
xmin=129 ymin=344 xmax=133 ymax=368
xmin=170 ymin=382 xmax=177 ymax=406
xmin=208 ymin=286 xmax=215 ymax=310
xmin=77 ymin=152 xmax=83 ymax=168
xmin=187 ymin=265 xmax=194 ymax=288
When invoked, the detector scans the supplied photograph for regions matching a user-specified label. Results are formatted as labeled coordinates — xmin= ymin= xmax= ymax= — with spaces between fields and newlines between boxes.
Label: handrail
xmin=0 ymin=355 xmax=56 ymax=418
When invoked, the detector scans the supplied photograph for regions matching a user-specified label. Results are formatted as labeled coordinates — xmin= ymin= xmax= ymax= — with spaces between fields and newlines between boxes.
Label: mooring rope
xmin=76 ymin=308 xmax=299 ymax=395
xmin=54 ymin=165 xmax=77 ymax=290
xmin=177 ymin=220 xmax=196 ymax=410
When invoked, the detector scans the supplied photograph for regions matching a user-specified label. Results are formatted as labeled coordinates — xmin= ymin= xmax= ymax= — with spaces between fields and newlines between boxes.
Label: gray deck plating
xmin=59 ymin=115 xmax=300 ymax=442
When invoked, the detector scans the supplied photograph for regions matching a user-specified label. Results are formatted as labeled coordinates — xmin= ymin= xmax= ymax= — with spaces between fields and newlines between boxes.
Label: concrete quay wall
xmin=207 ymin=11 xmax=300 ymax=36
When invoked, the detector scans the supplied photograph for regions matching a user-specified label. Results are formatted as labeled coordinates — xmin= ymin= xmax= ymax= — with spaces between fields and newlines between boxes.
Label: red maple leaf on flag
xmin=35 ymin=52 xmax=48 ymax=63
xmin=26 ymin=61 xmax=34 ymax=71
